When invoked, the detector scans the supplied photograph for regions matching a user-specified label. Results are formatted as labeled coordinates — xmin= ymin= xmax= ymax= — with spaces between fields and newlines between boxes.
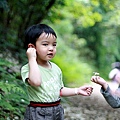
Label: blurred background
xmin=0 ymin=0 xmax=120 ymax=119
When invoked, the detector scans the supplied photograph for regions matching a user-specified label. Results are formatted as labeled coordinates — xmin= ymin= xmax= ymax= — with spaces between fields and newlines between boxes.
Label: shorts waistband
xmin=28 ymin=100 xmax=61 ymax=107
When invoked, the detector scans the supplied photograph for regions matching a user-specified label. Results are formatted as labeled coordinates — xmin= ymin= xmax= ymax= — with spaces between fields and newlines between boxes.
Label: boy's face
xmin=35 ymin=32 xmax=57 ymax=62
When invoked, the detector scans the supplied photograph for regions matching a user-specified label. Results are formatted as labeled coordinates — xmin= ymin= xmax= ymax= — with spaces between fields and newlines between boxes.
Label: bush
xmin=0 ymin=58 xmax=28 ymax=119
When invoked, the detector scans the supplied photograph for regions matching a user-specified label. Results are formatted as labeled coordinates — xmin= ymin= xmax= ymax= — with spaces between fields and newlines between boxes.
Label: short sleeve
xmin=21 ymin=64 xmax=29 ymax=85
xmin=60 ymin=71 xmax=64 ymax=88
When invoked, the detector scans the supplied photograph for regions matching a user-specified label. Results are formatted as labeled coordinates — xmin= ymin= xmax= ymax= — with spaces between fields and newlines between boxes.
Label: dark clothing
xmin=24 ymin=104 xmax=64 ymax=120
xmin=101 ymin=85 xmax=120 ymax=108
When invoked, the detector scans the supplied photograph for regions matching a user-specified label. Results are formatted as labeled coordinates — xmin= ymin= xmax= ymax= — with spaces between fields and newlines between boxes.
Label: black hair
xmin=112 ymin=62 xmax=120 ymax=70
xmin=24 ymin=24 xmax=57 ymax=49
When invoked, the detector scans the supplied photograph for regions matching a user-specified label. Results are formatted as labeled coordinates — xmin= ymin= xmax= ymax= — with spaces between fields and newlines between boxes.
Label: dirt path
xmin=63 ymin=82 xmax=120 ymax=120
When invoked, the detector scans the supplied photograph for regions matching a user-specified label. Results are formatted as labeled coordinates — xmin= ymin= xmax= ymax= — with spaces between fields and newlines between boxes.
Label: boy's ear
xmin=28 ymin=43 xmax=35 ymax=48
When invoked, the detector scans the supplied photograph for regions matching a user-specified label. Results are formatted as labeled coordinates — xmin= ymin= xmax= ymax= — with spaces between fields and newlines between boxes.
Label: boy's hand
xmin=78 ymin=86 xmax=93 ymax=96
xmin=26 ymin=47 xmax=37 ymax=60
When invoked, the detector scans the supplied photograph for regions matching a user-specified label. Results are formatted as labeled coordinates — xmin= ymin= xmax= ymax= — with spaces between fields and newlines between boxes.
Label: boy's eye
xmin=53 ymin=44 xmax=57 ymax=46
xmin=43 ymin=44 xmax=48 ymax=46
xmin=53 ymin=42 xmax=57 ymax=46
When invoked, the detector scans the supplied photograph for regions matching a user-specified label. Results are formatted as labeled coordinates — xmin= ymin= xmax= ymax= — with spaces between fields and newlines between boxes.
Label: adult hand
xmin=91 ymin=76 xmax=108 ymax=90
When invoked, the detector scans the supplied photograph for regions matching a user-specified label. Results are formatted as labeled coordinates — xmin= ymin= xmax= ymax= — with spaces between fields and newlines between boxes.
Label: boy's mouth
xmin=47 ymin=53 xmax=53 ymax=57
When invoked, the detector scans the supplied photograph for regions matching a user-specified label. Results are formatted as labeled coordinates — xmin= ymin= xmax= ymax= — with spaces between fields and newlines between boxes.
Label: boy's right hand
xmin=26 ymin=47 xmax=37 ymax=60
xmin=91 ymin=76 xmax=108 ymax=90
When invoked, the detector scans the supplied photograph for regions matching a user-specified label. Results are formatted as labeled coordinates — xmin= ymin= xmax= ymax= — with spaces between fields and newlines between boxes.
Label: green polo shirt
xmin=21 ymin=61 xmax=64 ymax=103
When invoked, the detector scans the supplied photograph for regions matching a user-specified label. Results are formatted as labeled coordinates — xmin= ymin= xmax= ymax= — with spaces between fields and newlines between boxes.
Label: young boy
xmin=21 ymin=23 xmax=93 ymax=120
xmin=91 ymin=70 xmax=120 ymax=108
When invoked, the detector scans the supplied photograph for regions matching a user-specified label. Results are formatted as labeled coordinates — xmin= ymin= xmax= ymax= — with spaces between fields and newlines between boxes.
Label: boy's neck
xmin=37 ymin=60 xmax=51 ymax=69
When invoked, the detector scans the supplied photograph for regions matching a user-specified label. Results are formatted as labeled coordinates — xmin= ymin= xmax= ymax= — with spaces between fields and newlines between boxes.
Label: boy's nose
xmin=49 ymin=45 xmax=54 ymax=51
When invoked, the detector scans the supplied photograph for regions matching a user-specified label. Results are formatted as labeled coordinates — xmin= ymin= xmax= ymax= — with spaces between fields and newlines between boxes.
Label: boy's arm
xmin=60 ymin=86 xmax=93 ymax=97
xmin=27 ymin=48 xmax=42 ymax=86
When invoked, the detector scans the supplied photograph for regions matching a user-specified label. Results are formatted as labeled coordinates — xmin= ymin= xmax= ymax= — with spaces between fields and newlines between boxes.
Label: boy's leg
xmin=53 ymin=104 xmax=64 ymax=120
xmin=24 ymin=106 xmax=36 ymax=120
xmin=24 ymin=104 xmax=64 ymax=120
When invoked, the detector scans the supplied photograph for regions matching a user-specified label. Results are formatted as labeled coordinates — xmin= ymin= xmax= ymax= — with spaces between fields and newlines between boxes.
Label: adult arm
xmin=101 ymin=86 xmax=120 ymax=108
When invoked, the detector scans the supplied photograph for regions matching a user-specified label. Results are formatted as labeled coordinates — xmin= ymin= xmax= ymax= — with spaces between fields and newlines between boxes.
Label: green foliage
xmin=0 ymin=58 xmax=28 ymax=119
xmin=0 ymin=0 xmax=58 ymax=61
xmin=51 ymin=36 xmax=94 ymax=87
xmin=1 ymin=0 xmax=120 ymax=118
xmin=0 ymin=0 xmax=9 ymax=10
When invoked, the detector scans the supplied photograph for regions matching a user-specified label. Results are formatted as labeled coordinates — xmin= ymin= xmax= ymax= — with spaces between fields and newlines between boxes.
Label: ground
xmin=63 ymin=82 xmax=120 ymax=120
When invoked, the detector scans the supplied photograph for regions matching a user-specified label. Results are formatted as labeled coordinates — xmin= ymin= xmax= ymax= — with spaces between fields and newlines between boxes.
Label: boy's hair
xmin=24 ymin=23 xmax=57 ymax=49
